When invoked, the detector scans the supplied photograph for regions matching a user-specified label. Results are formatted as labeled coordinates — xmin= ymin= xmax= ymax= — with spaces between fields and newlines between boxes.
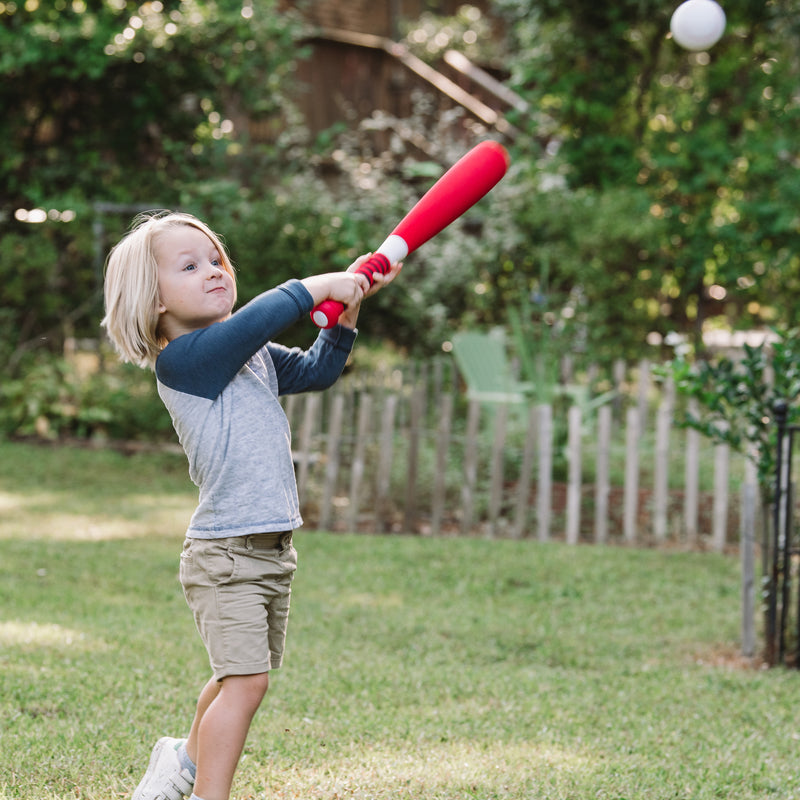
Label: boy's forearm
xmin=300 ymin=274 xmax=341 ymax=305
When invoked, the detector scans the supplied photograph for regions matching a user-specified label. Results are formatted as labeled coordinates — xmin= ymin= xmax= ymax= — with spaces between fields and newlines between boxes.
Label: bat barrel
xmin=310 ymin=140 xmax=510 ymax=329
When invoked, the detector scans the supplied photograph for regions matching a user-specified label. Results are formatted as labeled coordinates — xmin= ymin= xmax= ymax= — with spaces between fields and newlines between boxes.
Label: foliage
xmin=400 ymin=3 xmax=502 ymax=64
xmin=0 ymin=0 xmax=304 ymax=367
xmin=0 ymin=350 xmax=174 ymax=442
xmin=663 ymin=328 xmax=800 ymax=500
xmin=2 ymin=0 xmax=800 ymax=430
xmin=494 ymin=175 xmax=664 ymax=367
xmin=0 ymin=0 xmax=302 ymax=206
xmin=0 ymin=212 xmax=98 ymax=371
xmin=493 ymin=0 xmax=800 ymax=347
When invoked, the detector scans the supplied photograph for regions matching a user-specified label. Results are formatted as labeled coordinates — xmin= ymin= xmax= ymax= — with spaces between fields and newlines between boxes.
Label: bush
xmin=0 ymin=349 xmax=175 ymax=442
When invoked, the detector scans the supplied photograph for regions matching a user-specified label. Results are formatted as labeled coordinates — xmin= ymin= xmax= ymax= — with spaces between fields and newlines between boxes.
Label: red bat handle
xmin=310 ymin=253 xmax=392 ymax=329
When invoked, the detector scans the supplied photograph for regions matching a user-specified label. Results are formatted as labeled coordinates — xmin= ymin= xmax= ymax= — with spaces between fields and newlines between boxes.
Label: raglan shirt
xmin=155 ymin=279 xmax=357 ymax=539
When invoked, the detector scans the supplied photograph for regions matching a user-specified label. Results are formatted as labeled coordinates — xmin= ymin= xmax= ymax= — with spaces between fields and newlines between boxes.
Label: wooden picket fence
xmin=281 ymin=358 xmax=758 ymax=550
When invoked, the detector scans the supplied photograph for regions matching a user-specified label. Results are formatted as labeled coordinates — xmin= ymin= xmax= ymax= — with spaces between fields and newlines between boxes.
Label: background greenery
xmin=2 ymin=1 xmax=799 ymax=373
xmin=2 ymin=440 xmax=798 ymax=800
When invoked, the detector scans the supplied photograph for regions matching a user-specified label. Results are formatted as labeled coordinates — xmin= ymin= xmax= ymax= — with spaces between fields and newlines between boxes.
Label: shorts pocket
xmin=204 ymin=544 xmax=238 ymax=585
xmin=181 ymin=539 xmax=239 ymax=588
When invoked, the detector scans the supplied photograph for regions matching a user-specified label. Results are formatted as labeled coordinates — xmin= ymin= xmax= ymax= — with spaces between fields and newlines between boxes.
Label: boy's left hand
xmin=347 ymin=253 xmax=403 ymax=297
xmin=338 ymin=254 xmax=403 ymax=328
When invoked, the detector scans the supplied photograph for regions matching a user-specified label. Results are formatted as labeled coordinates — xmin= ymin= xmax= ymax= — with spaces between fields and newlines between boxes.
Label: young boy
xmin=102 ymin=211 xmax=400 ymax=800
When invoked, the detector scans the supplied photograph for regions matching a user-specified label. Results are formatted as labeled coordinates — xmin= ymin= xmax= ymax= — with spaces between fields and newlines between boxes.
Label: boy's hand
xmin=302 ymin=254 xmax=403 ymax=330
xmin=348 ymin=253 xmax=403 ymax=299
xmin=337 ymin=254 xmax=403 ymax=328
xmin=301 ymin=271 xmax=367 ymax=309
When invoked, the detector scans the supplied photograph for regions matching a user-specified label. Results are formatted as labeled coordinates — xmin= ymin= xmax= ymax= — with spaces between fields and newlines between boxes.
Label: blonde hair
xmin=101 ymin=211 xmax=236 ymax=369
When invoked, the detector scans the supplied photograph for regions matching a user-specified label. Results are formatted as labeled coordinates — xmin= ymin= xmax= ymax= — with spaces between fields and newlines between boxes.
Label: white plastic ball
xmin=670 ymin=0 xmax=726 ymax=51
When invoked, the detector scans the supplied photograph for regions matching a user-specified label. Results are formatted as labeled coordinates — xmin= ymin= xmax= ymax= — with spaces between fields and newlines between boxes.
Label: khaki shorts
xmin=179 ymin=532 xmax=297 ymax=680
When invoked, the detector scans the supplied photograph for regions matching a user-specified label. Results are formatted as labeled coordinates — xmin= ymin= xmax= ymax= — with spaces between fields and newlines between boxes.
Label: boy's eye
xmin=184 ymin=263 xmax=197 ymax=271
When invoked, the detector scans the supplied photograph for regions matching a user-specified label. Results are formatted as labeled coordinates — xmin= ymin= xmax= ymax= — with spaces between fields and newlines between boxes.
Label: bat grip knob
xmin=310 ymin=253 xmax=391 ymax=329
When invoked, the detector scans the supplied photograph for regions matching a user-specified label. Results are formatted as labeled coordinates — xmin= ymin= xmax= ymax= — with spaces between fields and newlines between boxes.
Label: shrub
xmin=0 ymin=349 xmax=174 ymax=442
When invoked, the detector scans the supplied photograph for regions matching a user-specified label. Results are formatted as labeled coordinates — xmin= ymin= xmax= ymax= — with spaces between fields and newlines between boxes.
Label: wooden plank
xmin=566 ymin=404 xmax=582 ymax=545
xmin=431 ymin=393 xmax=453 ymax=536
xmin=375 ymin=393 xmax=398 ymax=532
xmin=537 ymin=404 xmax=553 ymax=542
xmin=612 ymin=358 xmax=626 ymax=420
xmin=623 ymin=407 xmax=640 ymax=543
xmin=512 ymin=404 xmax=538 ymax=539
xmin=653 ymin=401 xmax=671 ymax=542
xmin=487 ymin=404 xmax=509 ymax=538
xmin=443 ymin=49 xmax=530 ymax=113
xmin=319 ymin=392 xmax=345 ymax=532
xmin=637 ymin=359 xmax=650 ymax=433
xmin=594 ymin=404 xmax=611 ymax=543
xmin=684 ymin=399 xmax=700 ymax=544
xmin=403 ymin=385 xmax=424 ymax=533
xmin=461 ymin=399 xmax=481 ymax=536
xmin=283 ymin=393 xmax=298 ymax=430
xmin=296 ymin=392 xmax=320 ymax=500
xmin=347 ymin=393 xmax=372 ymax=533
xmin=712 ymin=439 xmax=730 ymax=551
xmin=740 ymin=459 xmax=758 ymax=657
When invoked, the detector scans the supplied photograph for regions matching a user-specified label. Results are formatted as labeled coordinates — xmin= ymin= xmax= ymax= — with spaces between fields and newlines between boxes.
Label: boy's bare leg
xmin=185 ymin=675 xmax=222 ymax=764
xmin=187 ymin=672 xmax=270 ymax=800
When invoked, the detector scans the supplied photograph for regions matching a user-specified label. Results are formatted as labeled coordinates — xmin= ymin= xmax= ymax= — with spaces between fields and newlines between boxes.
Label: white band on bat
xmin=375 ymin=234 xmax=409 ymax=264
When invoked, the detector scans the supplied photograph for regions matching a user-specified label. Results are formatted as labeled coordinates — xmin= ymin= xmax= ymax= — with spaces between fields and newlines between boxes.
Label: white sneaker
xmin=132 ymin=736 xmax=195 ymax=800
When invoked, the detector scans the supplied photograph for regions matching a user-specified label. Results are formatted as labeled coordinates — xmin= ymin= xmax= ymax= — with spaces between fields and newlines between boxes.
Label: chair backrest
xmin=451 ymin=330 xmax=529 ymax=404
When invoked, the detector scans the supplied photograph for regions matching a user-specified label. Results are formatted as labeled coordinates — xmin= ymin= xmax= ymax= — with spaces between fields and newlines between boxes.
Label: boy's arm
xmin=155 ymin=280 xmax=313 ymax=399
xmin=156 ymin=258 xmax=400 ymax=400
xmin=269 ymin=324 xmax=357 ymax=396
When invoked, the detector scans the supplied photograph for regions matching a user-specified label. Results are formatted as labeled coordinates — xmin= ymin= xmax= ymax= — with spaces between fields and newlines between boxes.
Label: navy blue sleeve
xmin=270 ymin=324 xmax=358 ymax=395
xmin=155 ymin=280 xmax=313 ymax=399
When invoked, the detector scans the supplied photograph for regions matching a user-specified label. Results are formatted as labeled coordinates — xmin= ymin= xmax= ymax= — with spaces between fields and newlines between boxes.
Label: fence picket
xmin=654 ymin=401 xmax=671 ymax=542
xmin=713 ymin=438 xmax=730 ymax=552
xmin=741 ymin=459 xmax=758 ymax=657
xmin=623 ymin=407 xmax=640 ymax=543
xmin=488 ymin=404 xmax=509 ymax=538
xmin=403 ymin=385 xmax=424 ymax=532
xmin=566 ymin=405 xmax=582 ymax=545
xmin=512 ymin=404 xmax=538 ymax=540
xmin=375 ymin=393 xmax=398 ymax=531
xmin=594 ymin=404 xmax=611 ymax=544
xmin=537 ymin=403 xmax=553 ymax=542
xmin=431 ymin=393 xmax=453 ymax=536
xmin=319 ymin=392 xmax=344 ymax=532
xmin=348 ymin=393 xmax=372 ymax=532
xmin=461 ymin=400 xmax=480 ymax=536
xmin=296 ymin=392 xmax=319 ymax=499
xmin=684 ymin=399 xmax=700 ymax=544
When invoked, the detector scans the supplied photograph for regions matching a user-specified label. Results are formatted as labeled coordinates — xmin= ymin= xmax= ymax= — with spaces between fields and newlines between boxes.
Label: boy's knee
xmin=249 ymin=671 xmax=270 ymax=698
xmin=222 ymin=671 xmax=270 ymax=707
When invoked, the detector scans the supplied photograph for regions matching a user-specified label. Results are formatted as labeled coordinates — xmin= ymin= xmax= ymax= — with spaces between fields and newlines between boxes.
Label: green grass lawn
xmin=0 ymin=440 xmax=798 ymax=800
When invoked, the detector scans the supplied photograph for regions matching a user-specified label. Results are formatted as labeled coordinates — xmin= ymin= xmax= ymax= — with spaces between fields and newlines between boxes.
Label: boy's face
xmin=154 ymin=224 xmax=236 ymax=339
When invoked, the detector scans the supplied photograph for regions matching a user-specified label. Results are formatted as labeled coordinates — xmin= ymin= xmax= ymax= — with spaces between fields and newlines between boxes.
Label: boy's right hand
xmin=301 ymin=270 xmax=368 ymax=309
